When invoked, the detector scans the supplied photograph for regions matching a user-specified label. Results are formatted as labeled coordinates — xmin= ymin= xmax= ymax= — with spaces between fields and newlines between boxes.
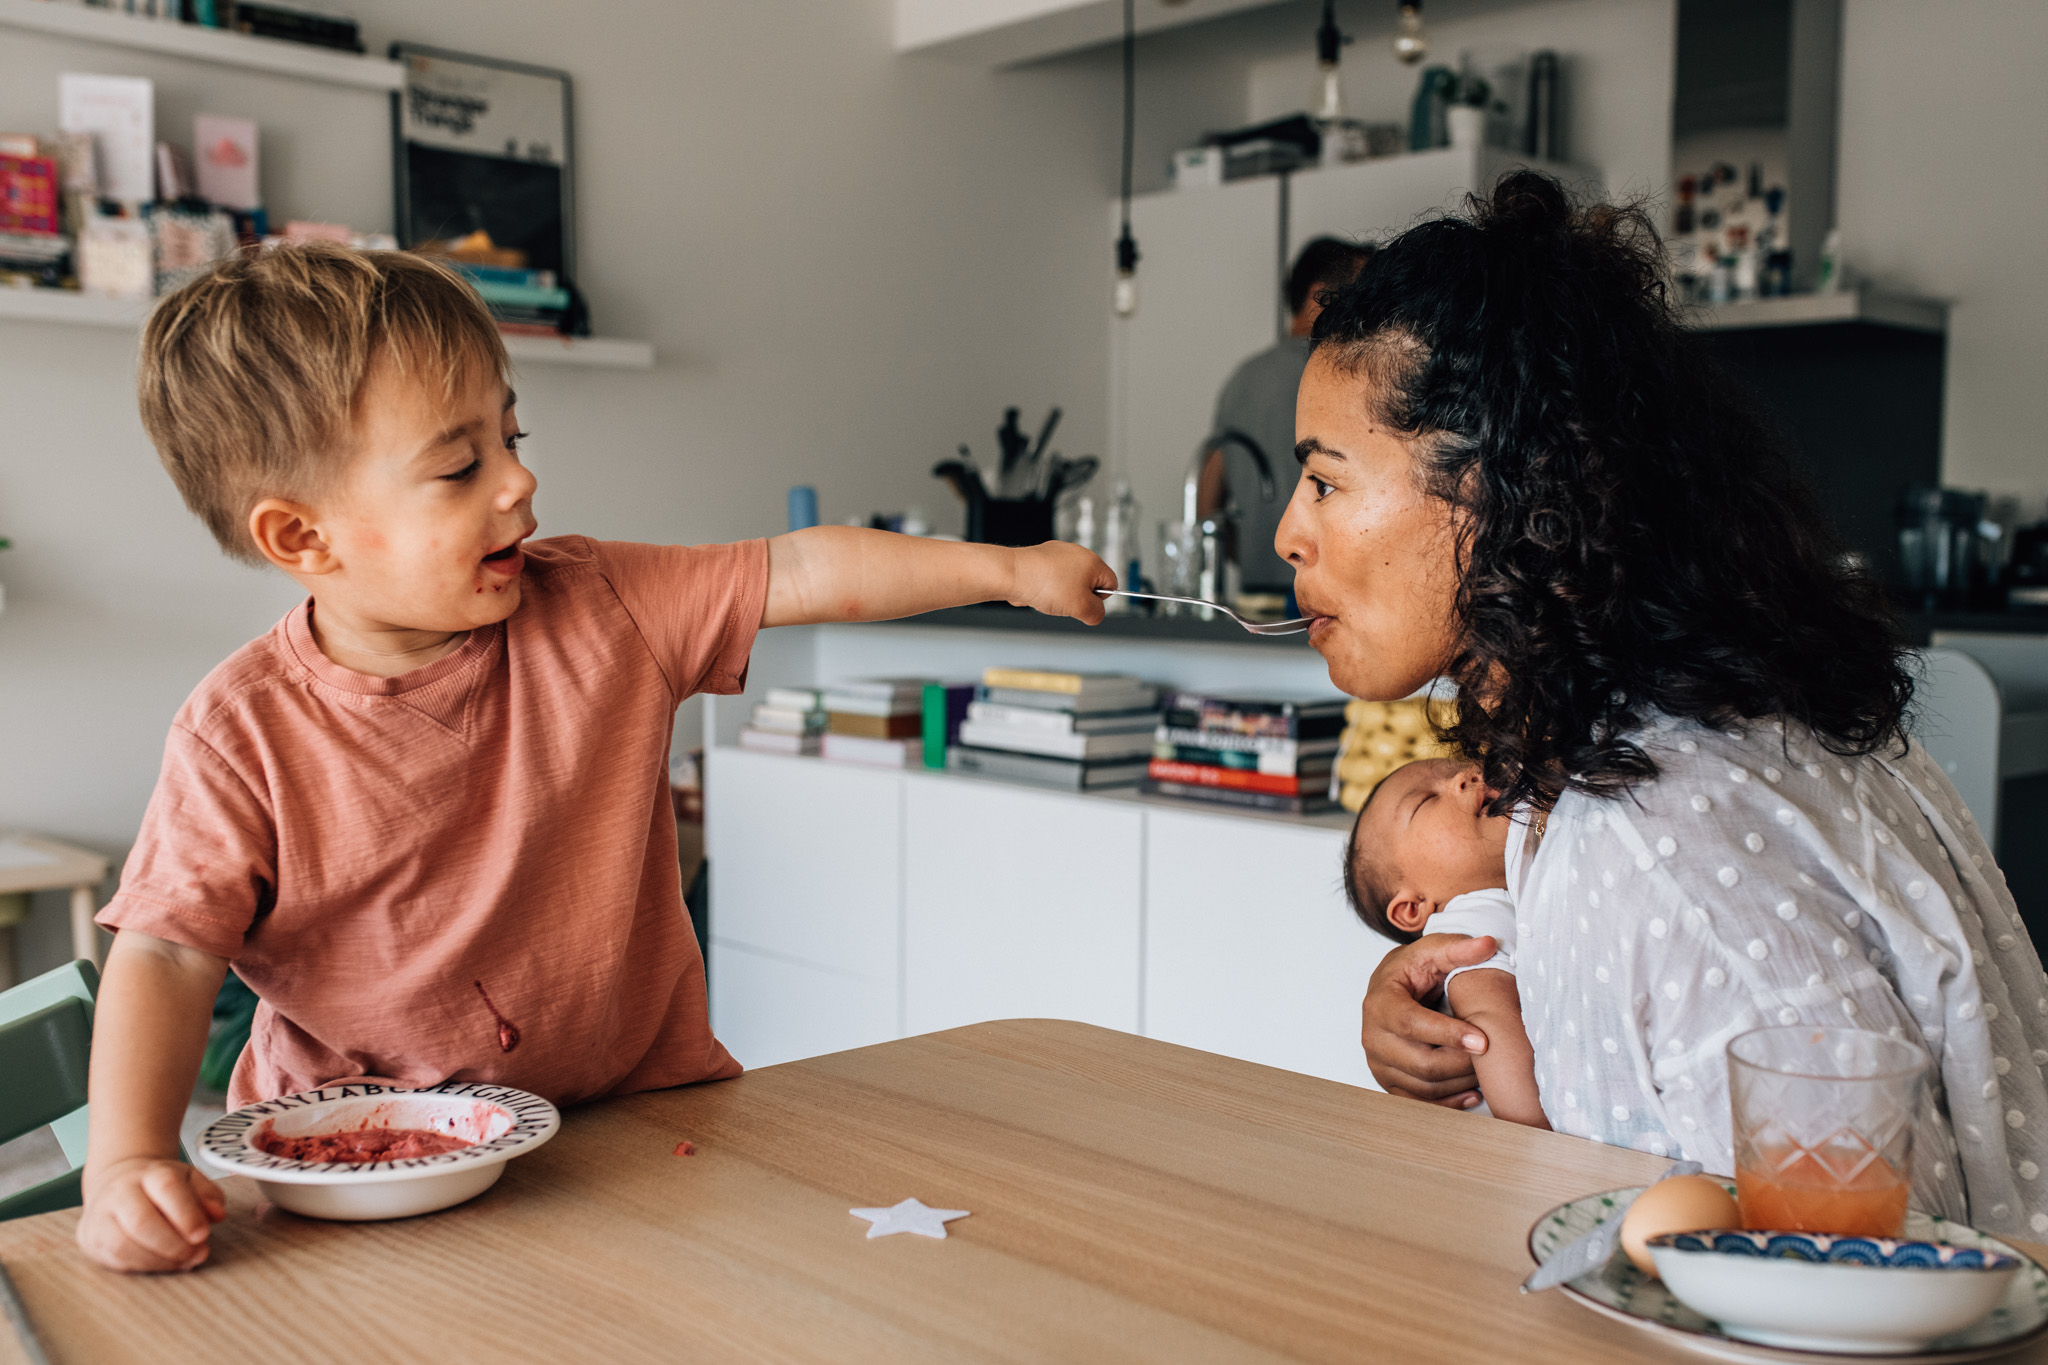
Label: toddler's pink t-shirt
xmin=99 ymin=535 xmax=766 ymax=1110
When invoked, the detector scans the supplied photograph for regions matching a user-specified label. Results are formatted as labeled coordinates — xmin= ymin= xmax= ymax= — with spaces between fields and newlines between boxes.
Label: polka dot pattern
xmin=1508 ymin=714 xmax=2046 ymax=1238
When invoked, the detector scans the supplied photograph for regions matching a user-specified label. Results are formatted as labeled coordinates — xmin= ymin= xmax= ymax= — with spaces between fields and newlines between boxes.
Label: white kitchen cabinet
xmin=705 ymin=747 xmax=902 ymax=978
xmin=704 ymin=747 xmax=903 ymax=1064
xmin=1143 ymin=804 xmax=1392 ymax=1089
xmin=902 ymin=771 xmax=1143 ymax=1036
xmin=709 ymin=941 xmax=900 ymax=1070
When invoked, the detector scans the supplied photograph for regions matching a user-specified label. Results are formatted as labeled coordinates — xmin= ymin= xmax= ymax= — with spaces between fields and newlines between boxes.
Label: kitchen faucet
xmin=1182 ymin=429 xmax=1277 ymax=609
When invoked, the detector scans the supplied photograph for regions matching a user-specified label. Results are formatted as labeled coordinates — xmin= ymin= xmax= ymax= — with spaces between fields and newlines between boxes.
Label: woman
xmin=1276 ymin=171 xmax=2048 ymax=1238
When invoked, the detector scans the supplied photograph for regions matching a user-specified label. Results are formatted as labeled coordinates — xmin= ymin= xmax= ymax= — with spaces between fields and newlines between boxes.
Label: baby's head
xmin=1344 ymin=757 xmax=1512 ymax=943
xmin=139 ymin=243 xmax=536 ymax=632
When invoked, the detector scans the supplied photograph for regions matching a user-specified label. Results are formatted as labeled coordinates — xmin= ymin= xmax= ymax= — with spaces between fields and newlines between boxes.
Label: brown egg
xmin=1618 ymin=1175 xmax=1741 ymax=1276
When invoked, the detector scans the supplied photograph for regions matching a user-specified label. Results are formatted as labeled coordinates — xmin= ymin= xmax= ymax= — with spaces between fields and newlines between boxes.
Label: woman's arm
xmin=1445 ymin=968 xmax=1548 ymax=1129
xmin=761 ymin=527 xmax=1113 ymax=628
xmin=1360 ymin=933 xmax=1503 ymax=1105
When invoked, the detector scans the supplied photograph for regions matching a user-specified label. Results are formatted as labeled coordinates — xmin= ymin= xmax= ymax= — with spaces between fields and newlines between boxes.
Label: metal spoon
xmin=1093 ymin=589 xmax=1312 ymax=636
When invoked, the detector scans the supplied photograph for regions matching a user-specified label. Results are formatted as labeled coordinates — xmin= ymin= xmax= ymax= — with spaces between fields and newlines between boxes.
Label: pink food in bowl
xmin=254 ymin=1126 xmax=475 ymax=1163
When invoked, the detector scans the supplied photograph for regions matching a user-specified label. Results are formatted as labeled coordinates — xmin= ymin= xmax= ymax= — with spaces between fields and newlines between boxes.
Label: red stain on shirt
xmin=473 ymin=979 xmax=521 ymax=1052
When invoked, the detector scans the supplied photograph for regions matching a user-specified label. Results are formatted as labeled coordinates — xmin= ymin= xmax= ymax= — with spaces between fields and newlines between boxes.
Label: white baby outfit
xmin=1431 ymin=888 xmax=1518 ymax=1010
xmin=1513 ymin=711 xmax=2048 ymax=1239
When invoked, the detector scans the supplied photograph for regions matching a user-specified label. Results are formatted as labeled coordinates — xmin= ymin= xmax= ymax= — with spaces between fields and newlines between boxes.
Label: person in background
xmin=1197 ymin=237 xmax=1375 ymax=597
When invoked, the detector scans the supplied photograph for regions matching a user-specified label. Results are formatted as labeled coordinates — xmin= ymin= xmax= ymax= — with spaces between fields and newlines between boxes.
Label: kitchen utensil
xmin=1028 ymin=407 xmax=1062 ymax=475
xmin=1520 ymin=1160 xmax=1703 ymax=1292
xmin=1730 ymin=1027 xmax=1927 ymax=1238
xmin=1093 ymin=589 xmax=1310 ymax=635
xmin=1528 ymin=1189 xmax=2048 ymax=1363
xmin=1648 ymin=1230 xmax=2017 ymax=1355
xmin=998 ymin=408 xmax=1029 ymax=495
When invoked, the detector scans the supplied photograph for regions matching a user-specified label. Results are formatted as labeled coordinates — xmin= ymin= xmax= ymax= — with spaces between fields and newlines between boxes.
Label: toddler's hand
xmin=1009 ymin=541 xmax=1116 ymax=624
xmin=77 ymin=1156 xmax=226 ymax=1273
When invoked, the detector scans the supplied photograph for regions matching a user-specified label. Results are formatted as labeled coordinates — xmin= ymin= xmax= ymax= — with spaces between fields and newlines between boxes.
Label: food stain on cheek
xmin=472 ymin=979 xmax=521 ymax=1052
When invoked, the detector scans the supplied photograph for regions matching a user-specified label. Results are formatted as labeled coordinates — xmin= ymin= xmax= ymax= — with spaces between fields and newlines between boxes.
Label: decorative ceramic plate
xmin=1527 ymin=1187 xmax=2048 ymax=1363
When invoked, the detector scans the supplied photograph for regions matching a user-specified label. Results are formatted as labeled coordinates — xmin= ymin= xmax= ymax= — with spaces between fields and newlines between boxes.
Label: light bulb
xmin=1394 ymin=1 xmax=1427 ymax=64
xmin=1114 ymin=271 xmax=1138 ymax=317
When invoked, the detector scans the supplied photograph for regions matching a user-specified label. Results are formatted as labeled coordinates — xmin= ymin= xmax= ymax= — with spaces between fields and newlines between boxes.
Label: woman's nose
xmin=1274 ymin=478 xmax=1314 ymax=566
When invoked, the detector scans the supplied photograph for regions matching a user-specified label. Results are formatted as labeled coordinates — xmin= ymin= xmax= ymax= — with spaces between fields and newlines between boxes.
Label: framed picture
xmin=390 ymin=44 xmax=574 ymax=279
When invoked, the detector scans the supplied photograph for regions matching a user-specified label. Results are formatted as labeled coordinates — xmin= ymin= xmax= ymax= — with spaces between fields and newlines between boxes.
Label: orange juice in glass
xmin=1728 ymin=1026 xmax=1928 ymax=1238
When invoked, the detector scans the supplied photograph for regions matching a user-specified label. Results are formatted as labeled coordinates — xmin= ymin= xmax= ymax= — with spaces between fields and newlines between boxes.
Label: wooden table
xmin=0 ymin=833 xmax=108 ymax=985
xmin=4 ymin=1020 xmax=2044 ymax=1363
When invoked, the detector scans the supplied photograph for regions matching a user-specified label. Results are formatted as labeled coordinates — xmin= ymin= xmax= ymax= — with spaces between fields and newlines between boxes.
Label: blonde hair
xmin=138 ymin=242 xmax=509 ymax=565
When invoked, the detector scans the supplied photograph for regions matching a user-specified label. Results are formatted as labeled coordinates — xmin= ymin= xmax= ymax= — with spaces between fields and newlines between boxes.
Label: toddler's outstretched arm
xmin=1444 ymin=968 xmax=1550 ymax=1129
xmin=78 ymin=931 xmax=229 ymax=1272
xmin=762 ymin=527 xmax=1113 ymax=628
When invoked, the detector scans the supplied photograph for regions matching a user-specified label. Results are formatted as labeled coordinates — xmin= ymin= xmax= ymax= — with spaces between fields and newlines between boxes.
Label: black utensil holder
xmin=975 ymin=498 xmax=1055 ymax=548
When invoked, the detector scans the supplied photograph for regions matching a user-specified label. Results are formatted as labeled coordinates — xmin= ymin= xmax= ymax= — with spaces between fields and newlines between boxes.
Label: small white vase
xmin=1447 ymin=105 xmax=1485 ymax=150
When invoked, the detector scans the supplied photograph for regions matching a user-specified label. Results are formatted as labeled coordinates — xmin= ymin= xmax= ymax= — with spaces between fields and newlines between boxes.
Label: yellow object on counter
xmin=1333 ymin=695 xmax=1458 ymax=812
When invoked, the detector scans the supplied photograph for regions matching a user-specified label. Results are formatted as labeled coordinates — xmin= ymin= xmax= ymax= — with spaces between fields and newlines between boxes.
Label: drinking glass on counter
xmin=1729 ymin=1026 xmax=1928 ymax=1238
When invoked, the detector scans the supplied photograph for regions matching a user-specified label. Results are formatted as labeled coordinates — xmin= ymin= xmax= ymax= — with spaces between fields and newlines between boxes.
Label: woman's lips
xmin=1306 ymin=614 xmax=1336 ymax=641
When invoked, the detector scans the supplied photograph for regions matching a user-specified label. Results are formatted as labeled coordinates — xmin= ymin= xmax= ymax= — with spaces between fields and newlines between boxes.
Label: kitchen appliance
xmin=1897 ymin=486 xmax=1997 ymax=608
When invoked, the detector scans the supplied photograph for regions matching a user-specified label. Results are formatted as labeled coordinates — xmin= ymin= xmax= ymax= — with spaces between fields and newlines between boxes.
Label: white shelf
xmin=501 ymin=333 xmax=655 ymax=370
xmin=1689 ymin=288 xmax=1948 ymax=335
xmin=0 ymin=0 xmax=403 ymax=89
xmin=0 ymin=287 xmax=655 ymax=368
xmin=0 ymin=286 xmax=146 ymax=327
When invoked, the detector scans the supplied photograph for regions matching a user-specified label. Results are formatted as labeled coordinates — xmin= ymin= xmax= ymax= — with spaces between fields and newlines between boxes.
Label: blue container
xmin=787 ymin=485 xmax=819 ymax=532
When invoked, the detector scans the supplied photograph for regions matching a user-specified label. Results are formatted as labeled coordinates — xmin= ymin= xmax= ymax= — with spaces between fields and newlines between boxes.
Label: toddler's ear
xmin=248 ymin=498 xmax=338 ymax=575
xmin=1385 ymin=893 xmax=1430 ymax=935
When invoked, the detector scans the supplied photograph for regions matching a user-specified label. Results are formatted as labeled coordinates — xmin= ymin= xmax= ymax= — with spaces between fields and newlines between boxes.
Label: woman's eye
xmin=441 ymin=460 xmax=481 ymax=483
xmin=1310 ymin=474 xmax=1335 ymax=500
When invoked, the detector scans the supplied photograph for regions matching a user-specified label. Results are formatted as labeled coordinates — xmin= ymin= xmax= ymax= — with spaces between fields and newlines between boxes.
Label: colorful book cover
xmin=194 ymin=114 xmax=259 ymax=211
xmin=921 ymin=682 xmax=974 ymax=770
xmin=1145 ymin=759 xmax=1325 ymax=797
xmin=0 ymin=156 xmax=59 ymax=235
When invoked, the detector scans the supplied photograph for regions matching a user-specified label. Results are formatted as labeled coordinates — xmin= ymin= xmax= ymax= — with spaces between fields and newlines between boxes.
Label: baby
xmin=1343 ymin=757 xmax=1547 ymax=1128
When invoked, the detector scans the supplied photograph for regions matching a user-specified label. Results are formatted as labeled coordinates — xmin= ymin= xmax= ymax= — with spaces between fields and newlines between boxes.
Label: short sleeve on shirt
xmin=97 ymin=727 xmax=275 ymax=959
xmin=1434 ymin=887 xmax=1518 ymax=983
xmin=589 ymin=538 xmax=769 ymax=702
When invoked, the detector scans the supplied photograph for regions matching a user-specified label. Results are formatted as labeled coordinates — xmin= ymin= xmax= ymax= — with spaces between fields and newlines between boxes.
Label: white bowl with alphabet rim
xmin=196 ymin=1080 xmax=560 ymax=1221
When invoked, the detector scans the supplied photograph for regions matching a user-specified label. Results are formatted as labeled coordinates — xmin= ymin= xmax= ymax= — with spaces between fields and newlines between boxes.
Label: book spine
xmin=1140 ymin=778 xmax=1327 ymax=814
xmin=921 ymin=684 xmax=977 ymax=770
xmin=947 ymin=745 xmax=1085 ymax=790
xmin=827 ymin=712 xmax=922 ymax=740
xmin=981 ymin=667 xmax=1085 ymax=695
xmin=1151 ymin=726 xmax=1337 ymax=758
xmin=1152 ymin=743 xmax=1334 ymax=776
xmin=1145 ymin=759 xmax=1323 ymax=796
xmin=966 ymin=701 xmax=1075 ymax=734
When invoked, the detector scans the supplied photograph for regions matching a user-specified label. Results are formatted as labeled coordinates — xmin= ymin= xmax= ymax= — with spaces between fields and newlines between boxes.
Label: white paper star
xmin=849 ymin=1197 xmax=970 ymax=1240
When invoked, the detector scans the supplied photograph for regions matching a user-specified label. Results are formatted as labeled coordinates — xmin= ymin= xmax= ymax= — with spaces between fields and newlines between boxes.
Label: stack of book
xmin=821 ymin=678 xmax=929 ymax=768
xmin=450 ymin=262 xmax=576 ymax=337
xmin=947 ymin=668 xmax=1157 ymax=791
xmin=737 ymin=687 xmax=825 ymax=756
xmin=1142 ymin=690 xmax=1349 ymax=814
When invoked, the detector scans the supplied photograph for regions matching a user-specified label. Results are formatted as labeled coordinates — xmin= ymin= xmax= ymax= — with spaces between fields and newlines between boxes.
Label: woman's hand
xmin=1361 ymin=933 xmax=1500 ymax=1105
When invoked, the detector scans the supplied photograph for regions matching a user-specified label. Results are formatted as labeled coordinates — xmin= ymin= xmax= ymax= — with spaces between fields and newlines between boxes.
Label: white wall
xmin=0 ymin=0 xmax=1125 ymax=974
xmin=1836 ymin=0 xmax=2048 ymax=506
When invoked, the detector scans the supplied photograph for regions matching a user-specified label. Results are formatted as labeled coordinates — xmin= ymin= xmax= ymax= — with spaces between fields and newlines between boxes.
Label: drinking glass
xmin=1728 ymin=1026 xmax=1928 ymax=1237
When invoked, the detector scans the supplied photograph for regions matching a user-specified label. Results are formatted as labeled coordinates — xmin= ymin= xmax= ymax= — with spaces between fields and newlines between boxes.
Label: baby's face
xmin=284 ymin=353 xmax=539 ymax=633
xmin=1364 ymin=758 xmax=1512 ymax=913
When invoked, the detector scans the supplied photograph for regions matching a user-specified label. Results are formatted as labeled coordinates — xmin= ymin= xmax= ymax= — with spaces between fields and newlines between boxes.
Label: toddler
xmin=1344 ymin=757 xmax=1547 ymax=1128
xmin=79 ymin=243 xmax=1114 ymax=1272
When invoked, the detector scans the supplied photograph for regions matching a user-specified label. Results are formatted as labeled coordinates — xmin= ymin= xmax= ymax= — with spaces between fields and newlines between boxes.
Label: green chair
xmin=0 ymin=959 xmax=99 ymax=1221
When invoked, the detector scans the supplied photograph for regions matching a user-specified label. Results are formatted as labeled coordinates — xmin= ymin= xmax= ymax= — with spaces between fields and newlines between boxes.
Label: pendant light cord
xmin=1116 ymin=0 xmax=1138 ymax=276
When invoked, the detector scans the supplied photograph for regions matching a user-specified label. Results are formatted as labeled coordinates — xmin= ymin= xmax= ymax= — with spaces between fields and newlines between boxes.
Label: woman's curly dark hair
xmin=1311 ymin=170 xmax=1913 ymax=813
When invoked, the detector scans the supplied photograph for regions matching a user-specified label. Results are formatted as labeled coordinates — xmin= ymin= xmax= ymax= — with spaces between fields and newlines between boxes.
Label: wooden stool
xmin=0 ymin=833 xmax=110 ymax=988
